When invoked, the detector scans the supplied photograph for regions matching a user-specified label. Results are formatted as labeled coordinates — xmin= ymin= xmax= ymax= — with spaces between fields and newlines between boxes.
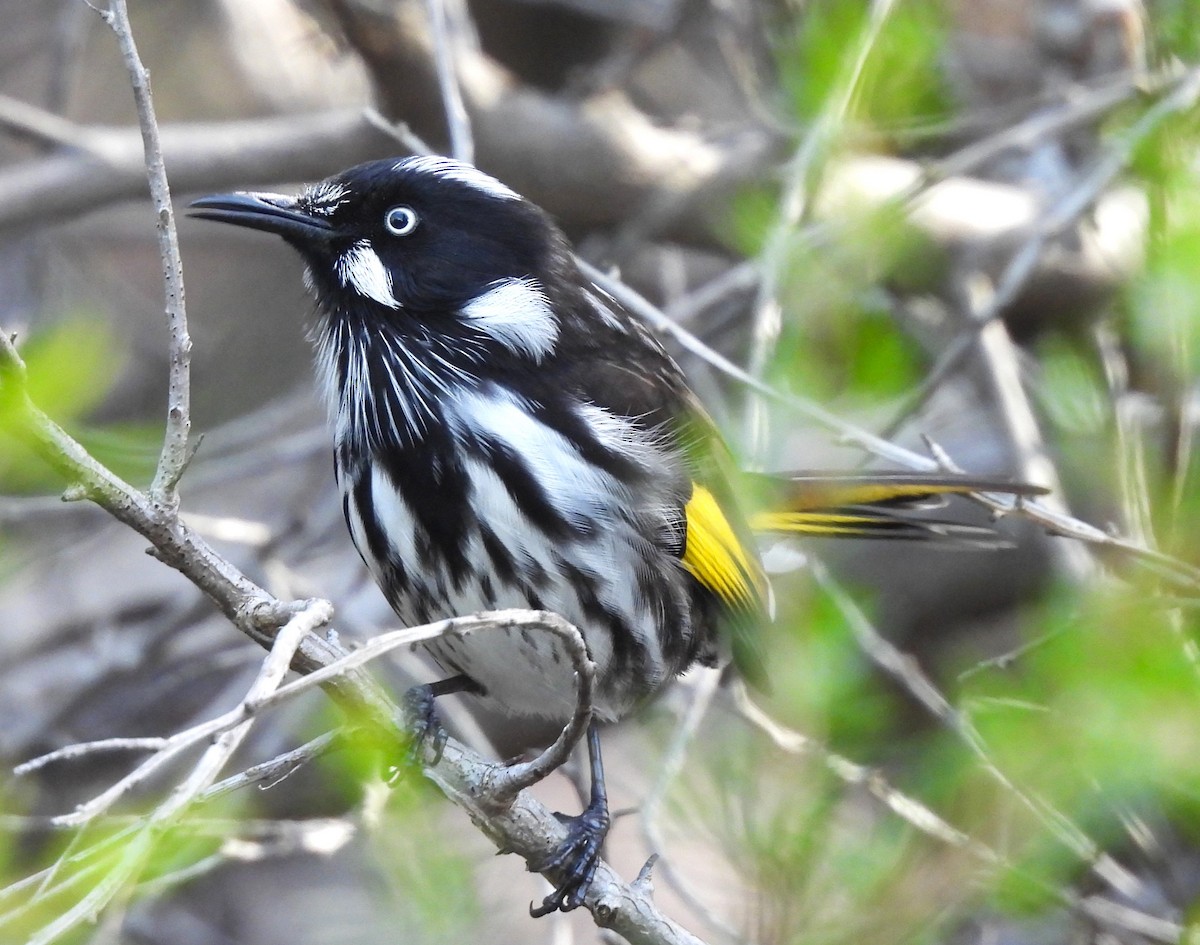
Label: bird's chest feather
xmin=331 ymin=373 xmax=699 ymax=720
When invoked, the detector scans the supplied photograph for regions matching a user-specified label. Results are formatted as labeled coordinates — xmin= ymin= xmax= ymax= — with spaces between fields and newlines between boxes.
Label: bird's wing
xmin=551 ymin=292 xmax=771 ymax=686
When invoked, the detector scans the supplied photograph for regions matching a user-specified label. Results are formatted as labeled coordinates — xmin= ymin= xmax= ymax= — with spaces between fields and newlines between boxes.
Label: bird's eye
xmin=384 ymin=205 xmax=419 ymax=236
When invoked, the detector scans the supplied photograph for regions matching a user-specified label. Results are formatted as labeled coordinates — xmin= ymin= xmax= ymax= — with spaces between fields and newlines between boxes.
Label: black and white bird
xmin=191 ymin=155 xmax=1043 ymax=915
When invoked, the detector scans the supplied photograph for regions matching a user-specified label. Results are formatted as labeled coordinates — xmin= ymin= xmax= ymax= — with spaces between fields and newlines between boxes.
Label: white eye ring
xmin=384 ymin=205 xmax=419 ymax=236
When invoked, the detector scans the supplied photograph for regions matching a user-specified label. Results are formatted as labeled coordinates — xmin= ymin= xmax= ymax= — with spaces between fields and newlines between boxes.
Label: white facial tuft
xmin=335 ymin=240 xmax=400 ymax=309
xmin=460 ymin=278 xmax=558 ymax=361
xmin=302 ymin=180 xmax=350 ymax=217
xmin=395 ymin=155 xmax=521 ymax=202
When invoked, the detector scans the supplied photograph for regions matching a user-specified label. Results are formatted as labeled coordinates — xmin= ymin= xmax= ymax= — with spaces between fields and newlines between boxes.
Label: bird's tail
xmin=745 ymin=473 xmax=1048 ymax=546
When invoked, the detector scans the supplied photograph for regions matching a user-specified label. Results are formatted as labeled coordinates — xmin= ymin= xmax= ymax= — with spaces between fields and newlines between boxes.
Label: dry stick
xmin=920 ymin=72 xmax=1144 ymax=186
xmin=15 ymin=738 xmax=170 ymax=776
xmin=1093 ymin=322 xmax=1155 ymax=551
xmin=49 ymin=601 xmax=333 ymax=829
xmin=638 ymin=670 xmax=750 ymax=945
xmin=0 ymin=330 xmax=389 ymax=704
xmin=17 ymin=731 xmax=343 ymax=806
xmin=1092 ymin=323 xmax=1200 ymax=678
xmin=43 ymin=612 xmax=588 ymax=827
xmin=0 ymin=338 xmax=705 ymax=945
xmin=1 ymin=294 xmax=686 ymax=936
xmin=0 ymin=47 xmax=641 ymax=916
xmin=362 ymin=107 xmax=438 ymax=156
xmin=878 ymin=65 xmax=1200 ymax=443
xmin=26 ymin=604 xmax=330 ymax=945
xmin=2 ymin=741 xmax=342 ymax=925
xmin=961 ymin=280 xmax=1093 ymax=581
xmin=100 ymin=0 xmax=190 ymax=511
xmin=0 ymin=93 xmax=91 ymax=149
xmin=425 ymin=0 xmax=474 ymax=164
xmin=730 ymin=685 xmax=987 ymax=853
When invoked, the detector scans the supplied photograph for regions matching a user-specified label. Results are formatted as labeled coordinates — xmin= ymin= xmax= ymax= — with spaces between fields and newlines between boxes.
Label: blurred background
xmin=2 ymin=0 xmax=1200 ymax=943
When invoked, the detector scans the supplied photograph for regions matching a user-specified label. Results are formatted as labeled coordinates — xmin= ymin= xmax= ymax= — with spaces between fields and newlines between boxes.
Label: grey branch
xmin=99 ymin=0 xmax=192 ymax=511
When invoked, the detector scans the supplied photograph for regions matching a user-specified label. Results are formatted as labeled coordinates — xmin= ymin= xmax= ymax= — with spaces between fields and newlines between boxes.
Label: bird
xmin=190 ymin=155 xmax=1045 ymax=916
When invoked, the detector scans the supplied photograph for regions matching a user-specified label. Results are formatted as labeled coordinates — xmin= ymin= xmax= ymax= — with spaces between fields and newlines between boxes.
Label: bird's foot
xmin=399 ymin=675 xmax=479 ymax=768
xmin=401 ymin=682 xmax=450 ymax=767
xmin=529 ymin=797 xmax=610 ymax=916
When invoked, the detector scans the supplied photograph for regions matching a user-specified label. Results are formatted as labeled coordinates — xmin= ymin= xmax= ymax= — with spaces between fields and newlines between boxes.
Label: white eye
xmin=384 ymin=205 xmax=419 ymax=236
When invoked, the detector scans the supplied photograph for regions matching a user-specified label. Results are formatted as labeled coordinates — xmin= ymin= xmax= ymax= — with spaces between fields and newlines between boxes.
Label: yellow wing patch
xmin=751 ymin=510 xmax=905 ymax=537
xmin=682 ymin=484 xmax=767 ymax=612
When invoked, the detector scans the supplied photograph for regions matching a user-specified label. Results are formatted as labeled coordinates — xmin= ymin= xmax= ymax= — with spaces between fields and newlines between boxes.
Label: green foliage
xmin=1150 ymin=0 xmax=1200 ymax=61
xmin=0 ymin=318 xmax=127 ymax=492
xmin=700 ymin=5 xmax=1200 ymax=940
xmin=310 ymin=718 xmax=480 ymax=939
xmin=776 ymin=0 xmax=952 ymax=134
xmin=366 ymin=774 xmax=481 ymax=943
xmin=766 ymin=579 xmax=897 ymax=751
xmin=947 ymin=582 xmax=1200 ymax=901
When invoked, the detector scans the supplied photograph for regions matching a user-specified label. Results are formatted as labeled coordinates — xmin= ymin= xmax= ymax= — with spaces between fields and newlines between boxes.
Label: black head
xmin=190 ymin=156 xmax=572 ymax=318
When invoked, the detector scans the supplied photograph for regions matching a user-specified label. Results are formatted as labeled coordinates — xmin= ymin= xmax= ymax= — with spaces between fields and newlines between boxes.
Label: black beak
xmin=189 ymin=192 xmax=333 ymax=244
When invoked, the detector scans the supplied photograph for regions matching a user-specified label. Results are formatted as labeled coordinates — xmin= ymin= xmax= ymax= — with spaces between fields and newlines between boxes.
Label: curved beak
xmin=189 ymin=192 xmax=333 ymax=244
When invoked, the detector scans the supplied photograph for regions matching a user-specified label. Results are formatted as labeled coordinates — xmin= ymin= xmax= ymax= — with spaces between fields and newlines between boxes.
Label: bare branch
xmin=25 ymin=602 xmax=331 ymax=945
xmin=732 ymin=684 xmax=1181 ymax=944
xmin=95 ymin=0 xmax=191 ymax=509
xmin=50 ymin=601 xmax=332 ymax=830
xmin=0 ymin=107 xmax=395 ymax=235
xmin=15 ymin=738 xmax=169 ymax=776
xmin=425 ymin=0 xmax=474 ymax=163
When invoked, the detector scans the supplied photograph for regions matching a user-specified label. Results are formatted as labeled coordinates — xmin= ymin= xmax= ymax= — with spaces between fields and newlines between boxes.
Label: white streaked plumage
xmin=315 ymin=316 xmax=479 ymax=453
xmin=331 ymin=379 xmax=681 ymax=720
xmin=585 ymin=285 xmax=632 ymax=333
xmin=460 ymin=278 xmax=559 ymax=361
xmin=395 ymin=155 xmax=521 ymax=202
xmin=448 ymin=389 xmax=630 ymax=527
xmin=336 ymin=240 xmax=400 ymax=309
xmin=302 ymin=180 xmax=350 ymax=216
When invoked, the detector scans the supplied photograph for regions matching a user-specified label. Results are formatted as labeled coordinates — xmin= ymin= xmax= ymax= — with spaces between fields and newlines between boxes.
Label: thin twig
xmin=52 ymin=601 xmax=332 ymax=828
xmin=424 ymin=0 xmax=475 ymax=163
xmin=15 ymin=738 xmax=169 ymax=776
xmin=0 ymin=93 xmax=96 ymax=150
xmin=362 ymin=107 xmax=437 ymax=156
xmin=731 ymin=684 xmax=1181 ymax=944
xmin=638 ymin=670 xmax=748 ymax=944
xmin=807 ymin=560 xmax=1151 ymax=907
xmin=99 ymin=0 xmax=191 ymax=510
xmin=26 ymin=604 xmax=329 ymax=945
xmin=0 ymin=323 xmax=706 ymax=942
xmin=878 ymin=65 xmax=1200 ymax=441
xmin=745 ymin=0 xmax=900 ymax=447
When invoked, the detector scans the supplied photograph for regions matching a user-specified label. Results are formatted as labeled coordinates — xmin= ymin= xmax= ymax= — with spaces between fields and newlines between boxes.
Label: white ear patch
xmin=461 ymin=278 xmax=558 ymax=361
xmin=336 ymin=240 xmax=400 ymax=309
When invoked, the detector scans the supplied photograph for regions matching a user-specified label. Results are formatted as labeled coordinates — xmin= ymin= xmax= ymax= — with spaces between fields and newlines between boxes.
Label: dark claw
xmin=529 ymin=801 xmax=610 ymax=916
xmin=528 ymin=722 xmax=611 ymax=917
xmin=401 ymin=684 xmax=450 ymax=766
xmin=399 ymin=675 xmax=480 ymax=768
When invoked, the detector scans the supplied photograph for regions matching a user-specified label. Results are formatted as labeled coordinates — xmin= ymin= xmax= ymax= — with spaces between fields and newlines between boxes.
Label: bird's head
xmin=191 ymin=156 xmax=573 ymax=360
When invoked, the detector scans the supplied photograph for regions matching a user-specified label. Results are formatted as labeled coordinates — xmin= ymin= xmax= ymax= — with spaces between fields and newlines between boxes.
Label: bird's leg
xmin=402 ymin=674 xmax=480 ymax=766
xmin=529 ymin=722 xmax=610 ymax=916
